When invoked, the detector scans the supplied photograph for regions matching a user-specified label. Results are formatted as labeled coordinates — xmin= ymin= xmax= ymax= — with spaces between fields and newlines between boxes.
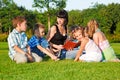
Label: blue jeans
xmin=59 ymin=49 xmax=67 ymax=59
xmin=59 ymin=48 xmax=79 ymax=59
xmin=65 ymin=48 xmax=79 ymax=59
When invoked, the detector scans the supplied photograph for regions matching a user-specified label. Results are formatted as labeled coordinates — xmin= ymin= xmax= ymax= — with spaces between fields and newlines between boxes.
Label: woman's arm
xmin=47 ymin=25 xmax=64 ymax=50
xmin=46 ymin=26 xmax=56 ymax=42
xmin=50 ymin=42 xmax=63 ymax=50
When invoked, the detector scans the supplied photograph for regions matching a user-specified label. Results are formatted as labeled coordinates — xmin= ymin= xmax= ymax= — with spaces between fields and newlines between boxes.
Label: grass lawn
xmin=0 ymin=42 xmax=120 ymax=80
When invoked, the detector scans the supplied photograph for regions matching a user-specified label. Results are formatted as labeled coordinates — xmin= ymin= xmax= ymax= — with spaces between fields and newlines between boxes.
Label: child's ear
xmin=17 ymin=23 xmax=21 ymax=27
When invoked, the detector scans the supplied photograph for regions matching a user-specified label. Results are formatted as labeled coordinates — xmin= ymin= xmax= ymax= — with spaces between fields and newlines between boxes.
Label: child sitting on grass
xmin=73 ymin=26 xmax=102 ymax=62
xmin=87 ymin=19 xmax=120 ymax=62
xmin=28 ymin=23 xmax=59 ymax=61
xmin=8 ymin=16 xmax=42 ymax=64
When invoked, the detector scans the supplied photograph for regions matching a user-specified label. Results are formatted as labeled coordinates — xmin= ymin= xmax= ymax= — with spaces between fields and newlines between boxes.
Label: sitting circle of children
xmin=7 ymin=10 xmax=120 ymax=63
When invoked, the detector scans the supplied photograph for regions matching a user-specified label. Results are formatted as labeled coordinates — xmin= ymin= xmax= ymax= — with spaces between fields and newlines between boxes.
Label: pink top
xmin=99 ymin=40 xmax=110 ymax=50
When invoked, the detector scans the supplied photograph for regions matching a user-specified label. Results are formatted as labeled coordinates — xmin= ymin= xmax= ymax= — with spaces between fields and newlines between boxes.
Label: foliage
xmin=32 ymin=0 xmax=67 ymax=29
xmin=106 ymin=34 xmax=120 ymax=43
xmin=0 ymin=1 xmax=120 ymax=42
xmin=0 ymin=33 xmax=8 ymax=42
xmin=68 ymin=10 xmax=83 ymax=27
xmin=114 ymin=21 xmax=120 ymax=35
xmin=67 ymin=3 xmax=120 ymax=42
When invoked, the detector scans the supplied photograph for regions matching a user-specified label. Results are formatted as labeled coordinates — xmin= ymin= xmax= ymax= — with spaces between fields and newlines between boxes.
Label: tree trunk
xmin=48 ymin=16 xmax=50 ymax=30
xmin=0 ymin=23 xmax=2 ymax=33
xmin=9 ymin=27 xmax=11 ymax=34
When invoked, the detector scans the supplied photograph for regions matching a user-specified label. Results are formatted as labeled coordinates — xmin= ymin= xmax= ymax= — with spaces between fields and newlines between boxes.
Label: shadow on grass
xmin=43 ymin=56 xmax=51 ymax=61
xmin=116 ymin=54 xmax=120 ymax=59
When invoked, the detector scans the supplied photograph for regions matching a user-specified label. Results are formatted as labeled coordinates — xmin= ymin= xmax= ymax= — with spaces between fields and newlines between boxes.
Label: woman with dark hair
xmin=47 ymin=9 xmax=68 ymax=57
xmin=47 ymin=10 xmax=80 ymax=60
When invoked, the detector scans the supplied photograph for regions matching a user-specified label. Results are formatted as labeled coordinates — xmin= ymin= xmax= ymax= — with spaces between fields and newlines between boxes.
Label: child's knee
xmin=32 ymin=53 xmax=43 ymax=62
xmin=35 ymin=56 xmax=43 ymax=62
xmin=14 ymin=53 xmax=27 ymax=64
xmin=16 ymin=56 xmax=27 ymax=64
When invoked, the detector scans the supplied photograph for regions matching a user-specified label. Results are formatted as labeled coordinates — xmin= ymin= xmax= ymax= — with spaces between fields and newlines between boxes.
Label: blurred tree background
xmin=0 ymin=0 xmax=120 ymax=42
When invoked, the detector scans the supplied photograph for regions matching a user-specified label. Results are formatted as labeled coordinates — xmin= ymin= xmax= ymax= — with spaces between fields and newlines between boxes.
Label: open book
xmin=63 ymin=40 xmax=80 ymax=50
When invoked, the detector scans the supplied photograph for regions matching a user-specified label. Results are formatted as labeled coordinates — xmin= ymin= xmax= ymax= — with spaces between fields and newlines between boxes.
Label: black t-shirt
xmin=50 ymin=25 xmax=67 ymax=45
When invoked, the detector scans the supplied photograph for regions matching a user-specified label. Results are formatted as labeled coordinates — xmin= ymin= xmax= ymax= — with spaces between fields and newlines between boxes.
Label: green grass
xmin=0 ymin=42 xmax=120 ymax=80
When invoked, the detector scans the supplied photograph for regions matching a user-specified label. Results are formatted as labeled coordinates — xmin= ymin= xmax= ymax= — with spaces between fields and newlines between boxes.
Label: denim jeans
xmin=65 ymin=48 xmax=79 ymax=59
xmin=59 ymin=48 xmax=79 ymax=59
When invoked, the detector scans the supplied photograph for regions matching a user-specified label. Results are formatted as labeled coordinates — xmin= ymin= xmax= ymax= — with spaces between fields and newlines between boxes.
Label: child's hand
xmin=26 ymin=53 xmax=34 ymax=62
xmin=67 ymin=47 xmax=73 ymax=51
xmin=74 ymin=58 xmax=79 ymax=62
xmin=27 ymin=46 xmax=32 ymax=54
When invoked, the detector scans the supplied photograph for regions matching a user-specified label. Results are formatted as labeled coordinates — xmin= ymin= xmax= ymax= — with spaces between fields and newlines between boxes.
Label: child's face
xmin=19 ymin=20 xmax=27 ymax=32
xmin=74 ymin=30 xmax=83 ymax=41
xmin=39 ymin=28 xmax=45 ymax=37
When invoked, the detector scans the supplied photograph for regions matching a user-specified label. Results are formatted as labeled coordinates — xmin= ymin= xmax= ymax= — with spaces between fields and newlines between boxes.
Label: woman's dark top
xmin=50 ymin=25 xmax=67 ymax=45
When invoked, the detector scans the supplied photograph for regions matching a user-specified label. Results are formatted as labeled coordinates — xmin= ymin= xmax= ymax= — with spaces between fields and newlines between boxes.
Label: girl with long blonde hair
xmin=87 ymin=19 xmax=119 ymax=62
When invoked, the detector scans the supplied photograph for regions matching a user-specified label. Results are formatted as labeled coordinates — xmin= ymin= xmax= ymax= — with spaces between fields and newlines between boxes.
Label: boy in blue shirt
xmin=28 ymin=23 xmax=59 ymax=61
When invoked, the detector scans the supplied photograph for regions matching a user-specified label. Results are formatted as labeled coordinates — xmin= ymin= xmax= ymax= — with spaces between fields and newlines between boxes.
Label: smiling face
xmin=57 ymin=17 xmax=65 ymax=26
xmin=74 ymin=30 xmax=83 ymax=41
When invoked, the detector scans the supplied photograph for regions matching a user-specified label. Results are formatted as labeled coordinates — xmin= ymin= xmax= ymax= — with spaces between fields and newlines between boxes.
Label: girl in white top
xmin=73 ymin=27 xmax=102 ymax=62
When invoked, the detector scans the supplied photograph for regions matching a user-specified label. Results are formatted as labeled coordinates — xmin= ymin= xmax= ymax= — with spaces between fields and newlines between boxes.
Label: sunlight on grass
xmin=0 ymin=42 xmax=120 ymax=80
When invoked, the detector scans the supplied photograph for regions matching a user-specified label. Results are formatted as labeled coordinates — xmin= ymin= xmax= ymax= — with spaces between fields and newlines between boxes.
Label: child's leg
xmin=14 ymin=53 xmax=27 ymax=64
xmin=42 ymin=48 xmax=59 ymax=61
xmin=65 ymin=49 xmax=78 ymax=59
xmin=32 ymin=53 xmax=43 ymax=62
xmin=79 ymin=52 xmax=102 ymax=62
xmin=59 ymin=49 xmax=67 ymax=59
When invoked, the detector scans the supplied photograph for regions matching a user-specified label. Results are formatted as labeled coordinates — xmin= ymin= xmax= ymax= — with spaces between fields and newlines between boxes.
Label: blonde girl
xmin=73 ymin=27 xmax=102 ymax=62
xmin=87 ymin=19 xmax=119 ymax=62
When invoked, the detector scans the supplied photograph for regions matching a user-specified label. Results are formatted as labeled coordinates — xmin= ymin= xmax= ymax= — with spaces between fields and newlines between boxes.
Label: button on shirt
xmin=7 ymin=29 xmax=28 ymax=60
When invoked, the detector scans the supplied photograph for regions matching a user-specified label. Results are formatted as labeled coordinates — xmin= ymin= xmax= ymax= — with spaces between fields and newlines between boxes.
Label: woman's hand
xmin=57 ymin=45 xmax=64 ymax=50
xmin=67 ymin=47 xmax=73 ymax=51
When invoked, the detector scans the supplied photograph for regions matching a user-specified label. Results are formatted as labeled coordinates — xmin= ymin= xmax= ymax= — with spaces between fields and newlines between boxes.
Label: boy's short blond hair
xmin=12 ymin=16 xmax=26 ymax=28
